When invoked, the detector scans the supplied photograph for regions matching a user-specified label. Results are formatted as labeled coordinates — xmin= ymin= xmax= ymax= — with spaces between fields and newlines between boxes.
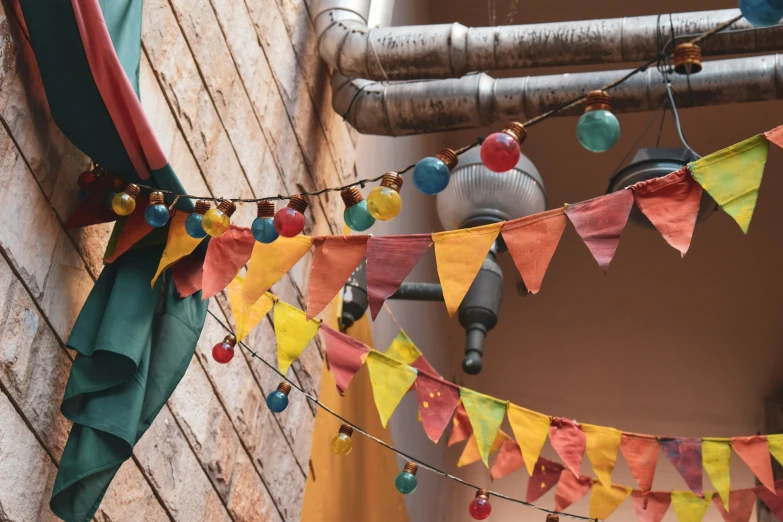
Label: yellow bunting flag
xmin=243 ymin=236 xmax=313 ymax=304
xmin=366 ymin=351 xmax=418 ymax=428
xmin=433 ymin=221 xmax=503 ymax=316
xmin=507 ymin=403 xmax=551 ymax=476
xmin=768 ymin=434 xmax=783 ymax=467
xmin=274 ymin=300 xmax=321 ymax=375
xmin=583 ymin=424 xmax=622 ymax=488
xmin=385 ymin=330 xmax=421 ymax=365
xmin=702 ymin=439 xmax=731 ymax=510
xmin=151 ymin=212 xmax=205 ymax=286
xmin=458 ymin=431 xmax=509 ymax=467
xmin=459 ymin=388 xmax=508 ymax=467
xmin=226 ymin=274 xmax=276 ymax=342
xmin=589 ymin=483 xmax=632 ymax=520
xmin=671 ymin=491 xmax=713 ymax=522
xmin=689 ymin=135 xmax=769 ymax=234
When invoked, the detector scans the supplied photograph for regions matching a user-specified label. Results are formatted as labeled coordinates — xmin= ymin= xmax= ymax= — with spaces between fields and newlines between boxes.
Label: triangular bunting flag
xmin=565 ymin=189 xmax=634 ymax=272
xmin=632 ymin=166 xmax=703 ymax=256
xmin=765 ymin=125 xmax=783 ymax=149
xmin=385 ymin=330 xmax=422 ymax=365
xmin=620 ymin=433 xmax=659 ymax=504
xmin=152 ymin=211 xmax=206 ymax=286
xmin=589 ymin=483 xmax=632 ymax=520
xmin=66 ymin=175 xmax=121 ymax=229
xmin=274 ymin=300 xmax=321 ymax=375
xmin=458 ymin=431 xmax=508 ymax=467
xmin=703 ymin=439 xmax=732 ymax=510
xmin=526 ymin=458 xmax=565 ymax=503
xmin=756 ymin=482 xmax=783 ymax=521
xmin=661 ymin=437 xmax=703 ymax=495
xmin=507 ymin=404 xmax=551 ymax=476
xmin=768 ymin=434 xmax=783 ymax=467
xmin=172 ymin=249 xmax=205 ymax=297
xmin=713 ymin=490 xmax=756 ymax=522
xmin=732 ymin=435 xmax=775 ymax=493
xmin=689 ymin=134 xmax=769 ymax=234
xmin=448 ymin=402 xmax=473 ymax=447
xmin=104 ymin=198 xmax=155 ymax=263
xmin=226 ymin=275 xmax=275 ymax=342
xmin=433 ymin=221 xmax=503 ymax=316
xmin=554 ymin=471 xmax=593 ymax=511
xmin=490 ymin=439 xmax=525 ymax=480
xmin=243 ymin=235 xmax=313 ymax=304
xmin=500 ymin=208 xmax=567 ymax=294
xmin=671 ymin=491 xmax=713 ymax=522
xmin=410 ymin=354 xmax=440 ymax=377
xmin=549 ymin=417 xmax=587 ymax=477
xmin=320 ymin=325 xmax=370 ymax=393
xmin=415 ymin=372 xmax=460 ymax=443
xmin=583 ymin=424 xmax=622 ymax=488
xmin=459 ymin=388 xmax=508 ymax=467
xmin=632 ymin=491 xmax=671 ymax=522
xmin=202 ymin=226 xmax=255 ymax=299
xmin=366 ymin=234 xmax=432 ymax=319
xmin=366 ymin=350 xmax=418 ymax=428
xmin=307 ymin=235 xmax=369 ymax=319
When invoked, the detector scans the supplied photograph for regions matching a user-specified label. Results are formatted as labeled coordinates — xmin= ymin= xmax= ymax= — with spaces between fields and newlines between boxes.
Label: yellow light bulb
xmin=202 ymin=200 xmax=236 ymax=237
xmin=331 ymin=424 xmax=354 ymax=455
xmin=112 ymin=192 xmax=136 ymax=216
xmin=367 ymin=172 xmax=404 ymax=221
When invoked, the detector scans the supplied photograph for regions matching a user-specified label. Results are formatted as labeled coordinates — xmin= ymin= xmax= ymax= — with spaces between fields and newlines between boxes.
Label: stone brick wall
xmin=0 ymin=0 xmax=354 ymax=520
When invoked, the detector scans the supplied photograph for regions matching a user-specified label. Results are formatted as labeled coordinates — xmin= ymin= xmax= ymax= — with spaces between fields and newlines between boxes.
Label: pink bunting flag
xmin=731 ymin=435 xmax=775 ymax=493
xmin=448 ymin=403 xmax=473 ymax=447
xmin=765 ymin=125 xmax=783 ymax=149
xmin=661 ymin=437 xmax=703 ymax=495
xmin=549 ymin=418 xmax=587 ymax=477
xmin=632 ymin=491 xmax=671 ymax=522
xmin=526 ymin=458 xmax=565 ymax=503
xmin=620 ymin=433 xmax=660 ymax=506
xmin=366 ymin=234 xmax=432 ymax=319
xmin=415 ymin=372 xmax=460 ymax=444
xmin=201 ymin=226 xmax=255 ymax=299
xmin=490 ymin=439 xmax=526 ymax=480
xmin=756 ymin=481 xmax=783 ymax=520
xmin=321 ymin=325 xmax=370 ymax=394
xmin=307 ymin=235 xmax=369 ymax=319
xmin=500 ymin=208 xmax=567 ymax=294
xmin=632 ymin=166 xmax=703 ymax=256
xmin=566 ymin=189 xmax=634 ymax=272
xmin=554 ymin=471 xmax=593 ymax=511
xmin=173 ymin=249 xmax=205 ymax=297
xmin=713 ymin=490 xmax=757 ymax=522
xmin=104 ymin=196 xmax=154 ymax=263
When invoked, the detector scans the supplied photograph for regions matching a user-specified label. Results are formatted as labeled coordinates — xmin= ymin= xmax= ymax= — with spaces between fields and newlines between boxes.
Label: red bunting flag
xmin=766 ymin=125 xmax=783 ymax=149
xmin=731 ymin=435 xmax=775 ymax=493
xmin=661 ymin=437 xmax=703 ymax=495
xmin=201 ymin=226 xmax=255 ymax=299
xmin=173 ymin=249 xmax=205 ymax=297
xmin=620 ymin=433 xmax=660 ymax=505
xmin=500 ymin=208 xmax=567 ymax=294
xmin=566 ymin=190 xmax=634 ymax=272
xmin=321 ymin=325 xmax=370 ymax=394
xmin=554 ymin=471 xmax=593 ymax=511
xmin=490 ymin=439 xmax=525 ymax=480
xmin=632 ymin=491 xmax=671 ymax=522
xmin=415 ymin=372 xmax=460 ymax=444
xmin=549 ymin=418 xmax=586 ymax=477
xmin=632 ymin=167 xmax=703 ymax=256
xmin=104 ymin=201 xmax=155 ymax=263
xmin=366 ymin=234 xmax=432 ymax=319
xmin=712 ymin=490 xmax=756 ymax=522
xmin=526 ymin=458 xmax=565 ymax=503
xmin=307 ymin=235 xmax=369 ymax=319
xmin=66 ymin=175 xmax=121 ymax=229
xmin=411 ymin=354 xmax=440 ymax=377
xmin=448 ymin=403 xmax=473 ymax=447
xmin=756 ymin=482 xmax=783 ymax=521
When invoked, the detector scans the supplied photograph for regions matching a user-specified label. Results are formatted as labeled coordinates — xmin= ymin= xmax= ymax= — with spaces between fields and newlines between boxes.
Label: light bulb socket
xmin=217 ymin=199 xmax=237 ymax=217
xmin=276 ymin=382 xmax=292 ymax=396
xmin=674 ymin=43 xmax=703 ymax=75
xmin=149 ymin=191 xmax=165 ymax=206
xmin=257 ymin=200 xmax=275 ymax=218
xmin=546 ymin=514 xmax=560 ymax=522
xmin=435 ymin=148 xmax=459 ymax=170
xmin=475 ymin=489 xmax=489 ymax=500
xmin=194 ymin=200 xmax=211 ymax=215
xmin=584 ymin=90 xmax=612 ymax=112
xmin=340 ymin=187 xmax=364 ymax=208
xmin=223 ymin=334 xmax=237 ymax=347
xmin=338 ymin=424 xmax=354 ymax=437
xmin=123 ymin=183 xmax=140 ymax=199
xmin=403 ymin=462 xmax=419 ymax=475
xmin=501 ymin=122 xmax=527 ymax=145
xmin=379 ymin=172 xmax=403 ymax=192
xmin=287 ymin=195 xmax=309 ymax=213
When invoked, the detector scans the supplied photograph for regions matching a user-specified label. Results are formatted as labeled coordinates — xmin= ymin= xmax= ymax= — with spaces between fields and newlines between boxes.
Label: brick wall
xmin=0 ymin=0 xmax=355 ymax=520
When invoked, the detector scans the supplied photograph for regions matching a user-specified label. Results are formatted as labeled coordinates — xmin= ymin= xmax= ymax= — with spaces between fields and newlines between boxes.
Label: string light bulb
xmin=480 ymin=122 xmax=527 ymax=173
xmin=212 ymin=334 xmax=236 ymax=364
xmin=576 ymin=90 xmax=620 ymax=153
xmin=740 ymin=0 xmax=783 ymax=26
xmin=274 ymin=195 xmax=308 ymax=237
xmin=111 ymin=183 xmax=140 ymax=216
xmin=266 ymin=382 xmax=292 ymax=413
xmin=330 ymin=424 xmax=354 ymax=455
xmin=341 ymin=187 xmax=375 ymax=231
xmin=395 ymin=462 xmax=419 ymax=495
xmin=469 ymin=489 xmax=492 ymax=520
xmin=367 ymin=172 xmax=403 ymax=221
xmin=546 ymin=514 xmax=559 ymax=522
xmin=203 ymin=199 xmax=236 ymax=237
xmin=412 ymin=148 xmax=458 ymax=195
xmin=144 ymin=191 xmax=170 ymax=227
xmin=77 ymin=168 xmax=99 ymax=192
xmin=252 ymin=201 xmax=279 ymax=243
xmin=673 ymin=43 xmax=703 ymax=75
xmin=185 ymin=200 xmax=210 ymax=239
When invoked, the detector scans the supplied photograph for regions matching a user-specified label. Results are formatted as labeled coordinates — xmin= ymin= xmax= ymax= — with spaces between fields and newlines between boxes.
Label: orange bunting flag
xmin=712 ymin=490 xmax=756 ymax=522
xmin=766 ymin=125 xmax=783 ymax=149
xmin=632 ymin=166 xmax=703 ymax=256
xmin=500 ymin=208 xmax=567 ymax=294
xmin=566 ymin=190 xmax=634 ymax=273
xmin=458 ymin=431 xmax=508 ymax=467
xmin=583 ymin=424 xmax=622 ymax=488
xmin=671 ymin=491 xmax=713 ymax=522
xmin=490 ymin=439 xmax=525 ymax=480
xmin=415 ymin=372 xmax=460 ymax=444
xmin=588 ymin=482 xmax=632 ymax=520
xmin=507 ymin=404 xmax=551 ymax=476
xmin=243 ymin=235 xmax=313 ymax=304
xmin=448 ymin=402 xmax=473 ymax=447
xmin=554 ymin=471 xmax=593 ymax=511
xmin=104 ymin=197 xmax=154 ymax=263
xmin=226 ymin=275 xmax=275 ymax=342
xmin=703 ymin=439 xmax=732 ymax=511
xmin=366 ymin=351 xmax=418 ymax=428
xmin=549 ymin=417 xmax=586 ymax=477
xmin=172 ymin=249 xmax=205 ymax=297
xmin=526 ymin=458 xmax=565 ymax=503
xmin=632 ymin=491 xmax=671 ymax=522
xmin=366 ymin=234 xmax=432 ymax=319
xmin=321 ymin=325 xmax=370 ymax=394
xmin=433 ymin=221 xmax=503 ymax=316
xmin=202 ymin=226 xmax=255 ymax=299
xmin=307 ymin=235 xmax=369 ymax=319
xmin=731 ymin=435 xmax=775 ymax=493
xmin=755 ymin=482 xmax=783 ymax=520
xmin=152 ymin=211 xmax=206 ymax=286
xmin=459 ymin=388 xmax=508 ymax=467
xmin=620 ymin=433 xmax=659 ymax=505
xmin=661 ymin=437 xmax=703 ymax=495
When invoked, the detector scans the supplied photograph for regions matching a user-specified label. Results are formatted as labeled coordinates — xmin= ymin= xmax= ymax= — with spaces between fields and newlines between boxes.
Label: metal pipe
xmin=332 ymin=53 xmax=783 ymax=136
xmin=389 ymin=282 xmax=444 ymax=301
xmin=315 ymin=3 xmax=783 ymax=80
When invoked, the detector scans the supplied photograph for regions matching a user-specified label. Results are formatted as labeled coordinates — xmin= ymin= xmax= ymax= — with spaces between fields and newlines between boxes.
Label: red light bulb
xmin=480 ymin=122 xmax=527 ymax=173
xmin=469 ymin=490 xmax=492 ymax=520
xmin=77 ymin=169 xmax=99 ymax=192
xmin=212 ymin=335 xmax=236 ymax=364
xmin=274 ymin=195 xmax=308 ymax=237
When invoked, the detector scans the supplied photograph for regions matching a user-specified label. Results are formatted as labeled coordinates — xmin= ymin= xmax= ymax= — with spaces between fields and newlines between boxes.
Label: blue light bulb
xmin=185 ymin=213 xmax=207 ymax=238
xmin=145 ymin=193 xmax=170 ymax=227
xmin=344 ymin=200 xmax=375 ymax=231
xmin=252 ymin=217 xmax=279 ymax=243
xmin=740 ymin=0 xmax=783 ymax=26
xmin=413 ymin=156 xmax=451 ymax=195
xmin=576 ymin=109 xmax=620 ymax=153
xmin=266 ymin=383 xmax=291 ymax=413
xmin=395 ymin=463 xmax=419 ymax=494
